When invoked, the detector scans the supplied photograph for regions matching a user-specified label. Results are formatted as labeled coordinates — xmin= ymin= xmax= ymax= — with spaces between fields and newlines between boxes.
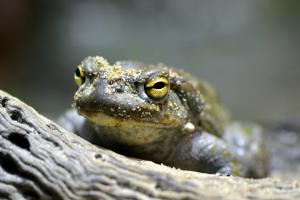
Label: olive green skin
xmin=60 ymin=56 xmax=268 ymax=177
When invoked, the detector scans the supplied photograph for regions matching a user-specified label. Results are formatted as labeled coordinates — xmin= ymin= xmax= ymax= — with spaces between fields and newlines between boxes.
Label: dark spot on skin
xmin=134 ymin=81 xmax=140 ymax=89
xmin=115 ymin=85 xmax=124 ymax=93
xmin=8 ymin=133 xmax=30 ymax=150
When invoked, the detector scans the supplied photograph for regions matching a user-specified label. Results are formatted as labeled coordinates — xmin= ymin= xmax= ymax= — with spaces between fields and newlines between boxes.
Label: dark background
xmin=1 ymin=0 xmax=300 ymax=123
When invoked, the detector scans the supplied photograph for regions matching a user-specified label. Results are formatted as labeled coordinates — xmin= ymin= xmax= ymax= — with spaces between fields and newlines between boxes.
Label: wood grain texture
xmin=0 ymin=90 xmax=299 ymax=200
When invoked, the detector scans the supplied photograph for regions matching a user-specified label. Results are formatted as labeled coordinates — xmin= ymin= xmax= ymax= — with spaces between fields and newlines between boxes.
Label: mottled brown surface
xmin=0 ymin=89 xmax=299 ymax=200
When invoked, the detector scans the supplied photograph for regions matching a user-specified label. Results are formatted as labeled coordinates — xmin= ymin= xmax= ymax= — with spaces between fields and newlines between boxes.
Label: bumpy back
xmin=171 ymin=69 xmax=230 ymax=137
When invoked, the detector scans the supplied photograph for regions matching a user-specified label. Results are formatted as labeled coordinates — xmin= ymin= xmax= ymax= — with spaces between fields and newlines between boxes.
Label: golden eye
xmin=74 ymin=65 xmax=85 ymax=86
xmin=145 ymin=76 xmax=170 ymax=100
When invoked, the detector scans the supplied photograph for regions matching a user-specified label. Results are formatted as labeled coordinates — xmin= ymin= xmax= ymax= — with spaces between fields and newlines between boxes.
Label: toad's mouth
xmin=80 ymin=110 xmax=181 ymax=130
xmin=80 ymin=110 xmax=184 ymax=145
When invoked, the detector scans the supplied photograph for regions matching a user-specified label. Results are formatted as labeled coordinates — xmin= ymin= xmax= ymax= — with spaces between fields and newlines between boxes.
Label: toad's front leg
xmin=58 ymin=109 xmax=101 ymax=144
xmin=166 ymin=131 xmax=246 ymax=176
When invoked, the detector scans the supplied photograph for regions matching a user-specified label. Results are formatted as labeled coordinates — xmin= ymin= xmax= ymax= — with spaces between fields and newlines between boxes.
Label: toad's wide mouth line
xmin=80 ymin=110 xmax=181 ymax=129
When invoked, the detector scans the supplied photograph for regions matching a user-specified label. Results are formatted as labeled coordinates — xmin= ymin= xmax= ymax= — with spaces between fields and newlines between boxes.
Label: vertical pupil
xmin=75 ymin=68 xmax=81 ymax=77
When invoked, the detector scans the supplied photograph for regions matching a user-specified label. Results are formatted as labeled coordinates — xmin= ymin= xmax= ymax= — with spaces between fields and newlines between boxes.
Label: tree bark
xmin=0 ymin=90 xmax=299 ymax=200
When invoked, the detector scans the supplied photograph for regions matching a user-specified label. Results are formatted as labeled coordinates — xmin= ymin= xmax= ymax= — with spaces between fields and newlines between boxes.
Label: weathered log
xmin=0 ymin=90 xmax=299 ymax=200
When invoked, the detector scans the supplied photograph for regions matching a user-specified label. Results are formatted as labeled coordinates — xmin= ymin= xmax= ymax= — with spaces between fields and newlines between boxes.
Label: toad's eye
xmin=145 ymin=76 xmax=170 ymax=100
xmin=74 ymin=65 xmax=85 ymax=86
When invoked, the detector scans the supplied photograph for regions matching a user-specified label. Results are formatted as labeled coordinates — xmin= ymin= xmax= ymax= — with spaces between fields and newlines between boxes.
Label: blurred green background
xmin=1 ymin=0 xmax=300 ymax=123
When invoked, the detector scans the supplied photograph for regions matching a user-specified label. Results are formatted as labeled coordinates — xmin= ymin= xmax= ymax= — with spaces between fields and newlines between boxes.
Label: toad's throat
xmin=80 ymin=111 xmax=183 ymax=145
xmin=81 ymin=111 xmax=181 ymax=130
